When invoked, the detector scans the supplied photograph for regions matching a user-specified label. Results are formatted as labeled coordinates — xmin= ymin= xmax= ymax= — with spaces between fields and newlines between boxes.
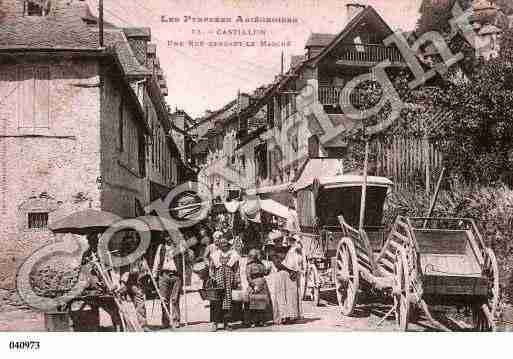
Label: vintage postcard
xmin=0 ymin=0 xmax=512 ymax=340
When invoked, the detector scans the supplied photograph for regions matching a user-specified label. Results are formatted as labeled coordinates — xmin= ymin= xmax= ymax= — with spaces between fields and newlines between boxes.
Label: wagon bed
xmin=334 ymin=216 xmax=500 ymax=331
xmin=396 ymin=217 xmax=499 ymax=330
xmin=414 ymin=229 xmax=486 ymax=297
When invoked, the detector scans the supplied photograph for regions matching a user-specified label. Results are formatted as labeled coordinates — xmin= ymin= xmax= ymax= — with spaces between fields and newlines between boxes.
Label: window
xmin=276 ymin=96 xmax=282 ymax=126
xmin=255 ymin=143 xmax=268 ymax=179
xmin=119 ymin=99 xmax=124 ymax=152
xmin=28 ymin=212 xmax=48 ymax=229
xmin=267 ymin=100 xmax=275 ymax=128
xmin=284 ymin=94 xmax=290 ymax=119
xmin=25 ymin=0 xmax=51 ymax=16
xmin=152 ymin=126 xmax=156 ymax=166
xmin=290 ymin=134 xmax=299 ymax=153
xmin=138 ymin=133 xmax=146 ymax=177
xmin=240 ymin=154 xmax=246 ymax=172
xmin=18 ymin=66 xmax=50 ymax=130
xmin=354 ymin=36 xmax=365 ymax=52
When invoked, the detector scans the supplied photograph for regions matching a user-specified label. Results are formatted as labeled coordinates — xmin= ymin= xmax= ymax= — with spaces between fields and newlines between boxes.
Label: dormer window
xmin=25 ymin=0 xmax=51 ymax=16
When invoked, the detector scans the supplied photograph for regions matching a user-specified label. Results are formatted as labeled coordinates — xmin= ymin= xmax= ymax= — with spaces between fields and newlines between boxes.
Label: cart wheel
xmin=300 ymin=269 xmax=307 ymax=301
xmin=335 ymin=237 xmax=359 ymax=316
xmin=472 ymin=304 xmax=489 ymax=331
xmin=473 ymin=247 xmax=500 ymax=331
xmin=313 ymin=286 xmax=320 ymax=307
xmin=309 ymin=264 xmax=320 ymax=306
xmin=303 ymin=263 xmax=320 ymax=306
xmin=394 ymin=247 xmax=410 ymax=331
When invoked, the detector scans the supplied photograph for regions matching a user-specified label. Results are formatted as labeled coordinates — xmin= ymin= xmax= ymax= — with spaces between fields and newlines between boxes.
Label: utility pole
xmin=99 ymin=0 xmax=104 ymax=48
xmin=359 ymin=122 xmax=369 ymax=232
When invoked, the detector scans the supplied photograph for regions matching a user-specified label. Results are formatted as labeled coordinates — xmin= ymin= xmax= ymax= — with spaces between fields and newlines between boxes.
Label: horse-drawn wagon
xmin=292 ymin=159 xmax=393 ymax=307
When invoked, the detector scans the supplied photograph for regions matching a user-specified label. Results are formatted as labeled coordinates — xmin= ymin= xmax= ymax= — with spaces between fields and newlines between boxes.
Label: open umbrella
xmin=137 ymin=215 xmax=183 ymax=235
xmin=49 ymin=209 xmax=122 ymax=235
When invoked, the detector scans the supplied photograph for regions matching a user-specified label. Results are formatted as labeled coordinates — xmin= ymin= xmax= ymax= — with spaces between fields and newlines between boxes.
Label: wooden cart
xmin=292 ymin=159 xmax=393 ymax=307
xmin=335 ymin=215 xmax=501 ymax=331
xmin=393 ymin=217 xmax=499 ymax=331
xmin=335 ymin=214 xmax=406 ymax=325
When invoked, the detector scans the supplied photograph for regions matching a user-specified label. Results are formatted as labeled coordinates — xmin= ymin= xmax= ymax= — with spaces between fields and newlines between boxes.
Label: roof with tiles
xmin=305 ymin=33 xmax=336 ymax=48
xmin=108 ymin=35 xmax=151 ymax=77
xmin=123 ymin=27 xmax=151 ymax=39
xmin=0 ymin=1 xmax=151 ymax=77
xmin=0 ymin=2 xmax=98 ymax=49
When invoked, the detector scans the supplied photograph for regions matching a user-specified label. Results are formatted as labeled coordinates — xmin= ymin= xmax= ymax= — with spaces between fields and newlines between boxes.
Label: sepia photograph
xmin=0 ymin=0 xmax=513 ymax=347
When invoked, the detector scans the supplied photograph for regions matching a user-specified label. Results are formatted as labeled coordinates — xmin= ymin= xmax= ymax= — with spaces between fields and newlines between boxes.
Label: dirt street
xmin=0 ymin=289 xmax=471 ymax=332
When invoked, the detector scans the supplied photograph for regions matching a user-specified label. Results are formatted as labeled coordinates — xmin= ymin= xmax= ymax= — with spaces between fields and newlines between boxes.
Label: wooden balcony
xmin=319 ymin=86 xmax=361 ymax=107
xmin=336 ymin=44 xmax=405 ymax=67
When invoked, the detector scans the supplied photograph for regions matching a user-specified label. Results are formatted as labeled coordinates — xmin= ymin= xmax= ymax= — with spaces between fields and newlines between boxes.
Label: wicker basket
xmin=249 ymin=294 xmax=269 ymax=310
xmin=199 ymin=288 xmax=224 ymax=301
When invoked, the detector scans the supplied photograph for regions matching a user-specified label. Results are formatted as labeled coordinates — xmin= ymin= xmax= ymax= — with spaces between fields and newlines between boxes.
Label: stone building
xmin=191 ymin=4 xmax=407 ymax=199
xmin=190 ymin=93 xmax=254 ymax=201
xmin=0 ymin=0 xmax=184 ymax=288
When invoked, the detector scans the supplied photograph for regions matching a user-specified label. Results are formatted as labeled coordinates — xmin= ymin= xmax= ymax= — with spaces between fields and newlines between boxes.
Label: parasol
xmin=137 ymin=215 xmax=183 ymax=234
xmin=49 ymin=209 xmax=122 ymax=235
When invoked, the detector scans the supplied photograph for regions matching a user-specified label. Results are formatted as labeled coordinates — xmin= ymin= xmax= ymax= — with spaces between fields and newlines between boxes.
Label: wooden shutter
xmin=18 ymin=66 xmax=35 ymax=129
xmin=35 ymin=66 xmax=50 ymax=128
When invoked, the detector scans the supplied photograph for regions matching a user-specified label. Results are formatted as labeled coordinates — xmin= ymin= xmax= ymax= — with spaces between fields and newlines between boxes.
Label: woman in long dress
xmin=209 ymin=237 xmax=241 ymax=331
xmin=245 ymin=249 xmax=271 ymax=327
xmin=265 ymin=232 xmax=301 ymax=325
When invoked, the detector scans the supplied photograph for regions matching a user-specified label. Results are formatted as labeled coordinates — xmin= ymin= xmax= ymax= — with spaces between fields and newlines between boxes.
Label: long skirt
xmin=266 ymin=270 xmax=300 ymax=324
xmin=210 ymin=265 xmax=241 ymax=323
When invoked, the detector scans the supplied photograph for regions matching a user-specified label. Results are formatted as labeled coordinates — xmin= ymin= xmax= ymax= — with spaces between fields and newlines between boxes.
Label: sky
xmin=87 ymin=0 xmax=422 ymax=118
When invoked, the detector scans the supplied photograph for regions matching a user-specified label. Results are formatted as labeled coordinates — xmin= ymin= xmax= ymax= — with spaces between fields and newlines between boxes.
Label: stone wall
xmin=0 ymin=58 xmax=102 ymax=289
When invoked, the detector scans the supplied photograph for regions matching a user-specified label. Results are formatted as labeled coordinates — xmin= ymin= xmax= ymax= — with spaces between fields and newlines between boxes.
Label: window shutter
xmin=18 ymin=66 xmax=35 ymax=129
xmin=35 ymin=66 xmax=50 ymax=128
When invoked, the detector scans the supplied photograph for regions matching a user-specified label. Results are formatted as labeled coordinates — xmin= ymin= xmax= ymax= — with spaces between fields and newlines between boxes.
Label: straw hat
xmin=267 ymin=230 xmax=283 ymax=242
xmin=248 ymin=249 xmax=260 ymax=261
xmin=213 ymin=231 xmax=224 ymax=243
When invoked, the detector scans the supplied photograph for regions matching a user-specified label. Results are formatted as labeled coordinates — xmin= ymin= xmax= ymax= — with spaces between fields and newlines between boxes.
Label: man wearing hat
xmin=152 ymin=234 xmax=190 ymax=329
xmin=119 ymin=232 xmax=149 ymax=329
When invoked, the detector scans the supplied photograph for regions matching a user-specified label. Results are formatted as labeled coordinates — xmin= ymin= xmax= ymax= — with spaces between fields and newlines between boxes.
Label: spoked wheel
xmin=303 ymin=263 xmax=320 ymax=306
xmin=473 ymin=247 xmax=500 ymax=331
xmin=335 ymin=237 xmax=359 ymax=316
xmin=393 ymin=247 xmax=411 ymax=331
xmin=310 ymin=264 xmax=320 ymax=306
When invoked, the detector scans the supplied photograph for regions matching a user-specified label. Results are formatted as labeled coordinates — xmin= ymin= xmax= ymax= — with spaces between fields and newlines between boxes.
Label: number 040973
xmin=9 ymin=341 xmax=40 ymax=350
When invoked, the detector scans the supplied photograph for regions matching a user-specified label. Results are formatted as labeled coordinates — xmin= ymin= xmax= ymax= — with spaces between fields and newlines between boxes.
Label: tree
xmin=416 ymin=0 xmax=472 ymax=35
xmin=427 ymin=29 xmax=513 ymax=185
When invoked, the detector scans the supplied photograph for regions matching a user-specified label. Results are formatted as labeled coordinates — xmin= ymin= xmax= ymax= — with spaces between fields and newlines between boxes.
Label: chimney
xmin=346 ymin=2 xmax=366 ymax=23
xmin=238 ymin=93 xmax=250 ymax=111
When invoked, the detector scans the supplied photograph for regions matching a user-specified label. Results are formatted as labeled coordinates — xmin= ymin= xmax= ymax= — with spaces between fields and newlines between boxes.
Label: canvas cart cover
xmin=293 ymin=158 xmax=393 ymax=192
xmin=259 ymin=199 xmax=292 ymax=219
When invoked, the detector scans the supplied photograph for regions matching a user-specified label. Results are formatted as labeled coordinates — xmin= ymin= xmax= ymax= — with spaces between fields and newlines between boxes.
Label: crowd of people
xmin=195 ymin=211 xmax=305 ymax=331
xmin=77 ymin=209 xmax=305 ymax=332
